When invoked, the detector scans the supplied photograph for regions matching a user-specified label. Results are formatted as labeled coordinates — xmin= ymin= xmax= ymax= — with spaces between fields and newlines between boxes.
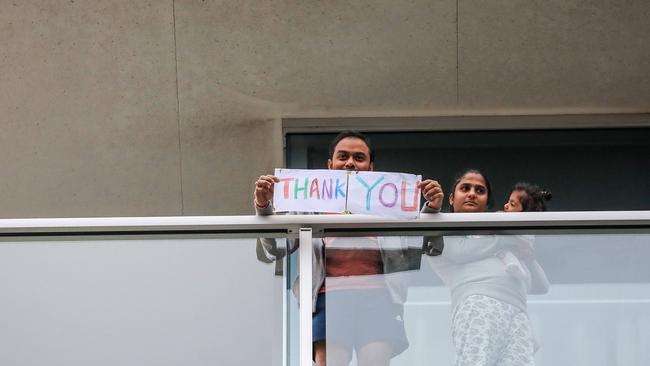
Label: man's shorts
xmin=312 ymin=288 xmax=409 ymax=357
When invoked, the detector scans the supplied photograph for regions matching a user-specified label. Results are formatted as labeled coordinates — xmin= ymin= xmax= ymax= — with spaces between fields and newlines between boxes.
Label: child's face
xmin=503 ymin=191 xmax=524 ymax=212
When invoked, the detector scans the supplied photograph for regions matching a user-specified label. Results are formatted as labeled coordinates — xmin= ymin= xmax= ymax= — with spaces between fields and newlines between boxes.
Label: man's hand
xmin=419 ymin=179 xmax=444 ymax=211
xmin=254 ymin=175 xmax=280 ymax=208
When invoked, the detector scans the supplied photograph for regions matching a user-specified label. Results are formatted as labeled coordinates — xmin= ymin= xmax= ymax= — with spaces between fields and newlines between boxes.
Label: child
xmin=499 ymin=182 xmax=552 ymax=295
xmin=503 ymin=182 xmax=553 ymax=212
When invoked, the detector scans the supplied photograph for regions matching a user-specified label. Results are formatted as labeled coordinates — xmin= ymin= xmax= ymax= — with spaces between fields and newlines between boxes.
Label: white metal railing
xmin=1 ymin=211 xmax=649 ymax=236
xmin=1 ymin=211 xmax=649 ymax=366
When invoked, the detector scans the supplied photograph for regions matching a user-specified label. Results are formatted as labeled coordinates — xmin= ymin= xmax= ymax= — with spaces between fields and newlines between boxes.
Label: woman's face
xmin=503 ymin=191 xmax=524 ymax=212
xmin=449 ymin=173 xmax=489 ymax=213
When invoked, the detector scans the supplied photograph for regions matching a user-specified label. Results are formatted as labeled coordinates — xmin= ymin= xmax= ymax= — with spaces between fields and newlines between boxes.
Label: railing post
xmin=299 ymin=228 xmax=313 ymax=366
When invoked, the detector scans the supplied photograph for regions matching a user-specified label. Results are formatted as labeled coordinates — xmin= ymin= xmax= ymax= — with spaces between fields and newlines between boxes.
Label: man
xmin=254 ymin=130 xmax=443 ymax=366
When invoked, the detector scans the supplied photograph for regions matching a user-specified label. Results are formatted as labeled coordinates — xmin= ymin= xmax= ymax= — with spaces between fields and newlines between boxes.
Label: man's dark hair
xmin=328 ymin=130 xmax=375 ymax=162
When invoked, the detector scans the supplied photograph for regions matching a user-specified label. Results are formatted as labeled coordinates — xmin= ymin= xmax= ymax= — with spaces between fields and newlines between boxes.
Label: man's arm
xmin=254 ymin=174 xmax=279 ymax=211
xmin=254 ymin=174 xmax=297 ymax=264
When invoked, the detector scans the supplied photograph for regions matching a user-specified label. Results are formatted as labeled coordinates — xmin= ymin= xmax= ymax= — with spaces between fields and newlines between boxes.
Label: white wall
xmin=1 ymin=1 xmax=649 ymax=217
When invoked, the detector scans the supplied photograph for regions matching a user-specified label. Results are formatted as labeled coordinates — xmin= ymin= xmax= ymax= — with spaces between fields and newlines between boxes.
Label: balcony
xmin=0 ymin=212 xmax=648 ymax=366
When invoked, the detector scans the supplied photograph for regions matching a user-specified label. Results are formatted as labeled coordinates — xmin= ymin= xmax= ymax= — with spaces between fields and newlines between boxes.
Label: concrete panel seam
xmin=172 ymin=0 xmax=185 ymax=215
xmin=456 ymin=0 xmax=460 ymax=105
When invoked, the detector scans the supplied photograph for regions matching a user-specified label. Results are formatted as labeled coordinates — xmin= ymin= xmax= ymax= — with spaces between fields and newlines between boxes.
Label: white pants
xmin=451 ymin=295 xmax=535 ymax=366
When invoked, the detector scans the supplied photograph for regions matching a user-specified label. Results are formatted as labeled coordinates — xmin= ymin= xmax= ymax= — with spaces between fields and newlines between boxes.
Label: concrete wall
xmin=1 ymin=0 xmax=649 ymax=218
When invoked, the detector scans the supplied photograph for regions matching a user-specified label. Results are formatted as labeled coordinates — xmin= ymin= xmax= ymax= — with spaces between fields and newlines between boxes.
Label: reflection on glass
xmin=259 ymin=233 xmax=423 ymax=366
xmin=426 ymin=234 xmax=549 ymax=366
xmin=262 ymin=231 xmax=650 ymax=366
xmin=323 ymin=236 xmax=422 ymax=366
xmin=396 ymin=233 xmax=650 ymax=366
xmin=321 ymin=234 xmax=650 ymax=366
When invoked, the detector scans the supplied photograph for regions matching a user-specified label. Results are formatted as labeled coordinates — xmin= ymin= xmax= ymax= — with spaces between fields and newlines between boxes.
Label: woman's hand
xmin=419 ymin=179 xmax=444 ymax=211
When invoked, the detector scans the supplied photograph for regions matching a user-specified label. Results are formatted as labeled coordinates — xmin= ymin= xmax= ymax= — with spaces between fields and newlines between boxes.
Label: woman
xmin=427 ymin=169 xmax=547 ymax=366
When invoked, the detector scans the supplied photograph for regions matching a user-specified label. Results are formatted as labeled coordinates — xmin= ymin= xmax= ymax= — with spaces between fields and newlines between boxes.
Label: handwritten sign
xmin=273 ymin=169 xmax=348 ymax=213
xmin=346 ymin=171 xmax=422 ymax=218
xmin=273 ymin=169 xmax=422 ymax=219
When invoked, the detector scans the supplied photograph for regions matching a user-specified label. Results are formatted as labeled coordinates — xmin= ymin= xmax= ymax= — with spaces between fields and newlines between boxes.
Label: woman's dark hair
xmin=328 ymin=130 xmax=375 ymax=163
xmin=512 ymin=182 xmax=553 ymax=211
xmin=449 ymin=168 xmax=494 ymax=212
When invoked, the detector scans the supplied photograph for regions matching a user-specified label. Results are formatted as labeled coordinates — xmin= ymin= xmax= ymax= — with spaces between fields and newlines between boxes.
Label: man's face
xmin=327 ymin=137 xmax=373 ymax=171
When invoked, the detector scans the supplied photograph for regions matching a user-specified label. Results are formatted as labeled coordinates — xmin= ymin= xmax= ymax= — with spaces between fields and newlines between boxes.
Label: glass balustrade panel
xmin=0 ymin=236 xmax=289 ymax=366
xmin=321 ymin=233 xmax=650 ymax=366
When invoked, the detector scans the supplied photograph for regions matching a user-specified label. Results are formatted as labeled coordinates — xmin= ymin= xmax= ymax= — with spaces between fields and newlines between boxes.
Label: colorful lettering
xmin=278 ymin=178 xmax=294 ymax=199
xmin=273 ymin=169 xmax=421 ymax=218
xmin=294 ymin=177 xmax=308 ymax=199
xmin=401 ymin=180 xmax=420 ymax=211
xmin=379 ymin=183 xmax=398 ymax=207
xmin=309 ymin=179 xmax=320 ymax=199
xmin=356 ymin=175 xmax=385 ymax=210
xmin=335 ymin=178 xmax=346 ymax=199
xmin=321 ymin=179 xmax=333 ymax=199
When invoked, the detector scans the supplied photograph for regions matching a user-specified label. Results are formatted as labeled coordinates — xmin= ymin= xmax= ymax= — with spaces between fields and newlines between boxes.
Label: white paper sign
xmin=347 ymin=171 xmax=422 ymax=219
xmin=273 ymin=169 xmax=348 ymax=213
xmin=272 ymin=169 xmax=422 ymax=219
